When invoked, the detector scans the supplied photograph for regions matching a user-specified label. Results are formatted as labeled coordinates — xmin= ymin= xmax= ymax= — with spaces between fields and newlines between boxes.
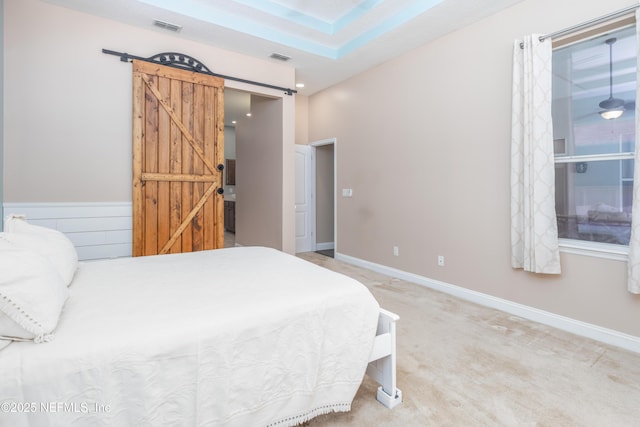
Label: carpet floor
xmin=297 ymin=252 xmax=640 ymax=426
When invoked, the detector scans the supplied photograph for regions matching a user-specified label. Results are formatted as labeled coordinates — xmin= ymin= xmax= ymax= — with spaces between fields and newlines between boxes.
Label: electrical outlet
xmin=437 ymin=255 xmax=445 ymax=267
xmin=393 ymin=246 xmax=399 ymax=256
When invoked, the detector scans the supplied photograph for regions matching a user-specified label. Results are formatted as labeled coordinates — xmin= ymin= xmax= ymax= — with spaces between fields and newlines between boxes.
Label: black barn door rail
xmin=102 ymin=49 xmax=297 ymax=96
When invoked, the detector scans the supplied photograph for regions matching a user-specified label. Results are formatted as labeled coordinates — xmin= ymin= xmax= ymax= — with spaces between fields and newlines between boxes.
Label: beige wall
xmin=235 ymin=95 xmax=283 ymax=249
xmin=308 ymin=0 xmax=640 ymax=337
xmin=4 ymin=0 xmax=294 ymax=201
xmin=3 ymin=0 xmax=296 ymax=252
xmin=295 ymin=94 xmax=309 ymax=146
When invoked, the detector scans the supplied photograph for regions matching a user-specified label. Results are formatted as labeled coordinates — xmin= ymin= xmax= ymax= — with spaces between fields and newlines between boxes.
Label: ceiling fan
xmin=598 ymin=37 xmax=629 ymax=120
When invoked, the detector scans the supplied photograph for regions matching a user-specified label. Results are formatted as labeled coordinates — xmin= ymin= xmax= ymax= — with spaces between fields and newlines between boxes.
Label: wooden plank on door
xmin=169 ymin=78 xmax=182 ymax=254
xmin=132 ymin=65 xmax=144 ymax=257
xmin=144 ymin=72 xmax=159 ymax=254
xmin=181 ymin=81 xmax=194 ymax=253
xmin=157 ymin=76 xmax=171 ymax=253
xmin=203 ymin=85 xmax=215 ymax=250
xmin=213 ymin=85 xmax=225 ymax=249
xmin=192 ymin=82 xmax=205 ymax=252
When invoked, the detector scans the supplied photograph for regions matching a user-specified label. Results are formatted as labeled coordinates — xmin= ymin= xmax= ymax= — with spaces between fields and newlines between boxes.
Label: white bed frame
xmin=366 ymin=308 xmax=402 ymax=408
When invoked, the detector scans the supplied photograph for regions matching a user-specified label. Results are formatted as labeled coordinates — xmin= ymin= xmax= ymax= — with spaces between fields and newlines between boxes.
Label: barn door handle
xmin=217 ymin=164 xmax=224 ymax=171
xmin=217 ymin=188 xmax=224 ymax=195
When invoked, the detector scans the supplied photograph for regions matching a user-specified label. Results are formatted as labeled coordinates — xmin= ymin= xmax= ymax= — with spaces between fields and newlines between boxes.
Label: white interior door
xmin=295 ymin=145 xmax=313 ymax=253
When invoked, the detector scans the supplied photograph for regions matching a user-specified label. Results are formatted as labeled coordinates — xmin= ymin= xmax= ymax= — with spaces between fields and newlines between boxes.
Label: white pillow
xmin=0 ymin=312 xmax=29 ymax=350
xmin=0 ymin=237 xmax=69 ymax=343
xmin=3 ymin=215 xmax=78 ymax=286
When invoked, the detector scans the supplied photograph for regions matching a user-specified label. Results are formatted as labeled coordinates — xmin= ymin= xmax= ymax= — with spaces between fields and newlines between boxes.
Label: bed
xmin=0 ymin=216 xmax=401 ymax=426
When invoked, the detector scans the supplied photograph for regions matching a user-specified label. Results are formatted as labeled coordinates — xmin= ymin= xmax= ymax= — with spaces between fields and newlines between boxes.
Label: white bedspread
xmin=0 ymin=247 xmax=380 ymax=427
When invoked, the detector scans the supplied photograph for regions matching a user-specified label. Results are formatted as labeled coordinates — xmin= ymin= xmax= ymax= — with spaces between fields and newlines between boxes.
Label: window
xmin=552 ymin=25 xmax=636 ymax=249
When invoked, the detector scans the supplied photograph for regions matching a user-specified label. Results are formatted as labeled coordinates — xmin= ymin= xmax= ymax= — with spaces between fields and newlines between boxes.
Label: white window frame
xmin=552 ymin=24 xmax=636 ymax=260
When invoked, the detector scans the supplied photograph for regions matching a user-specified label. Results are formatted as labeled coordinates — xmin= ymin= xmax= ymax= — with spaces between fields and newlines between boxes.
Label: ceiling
xmin=43 ymin=0 xmax=526 ymax=96
xmin=41 ymin=0 xmax=528 ymax=127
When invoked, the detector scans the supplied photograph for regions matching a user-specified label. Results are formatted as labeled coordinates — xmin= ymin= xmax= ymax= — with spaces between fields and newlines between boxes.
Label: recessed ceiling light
xmin=296 ymin=83 xmax=305 ymax=88
xmin=231 ymin=120 xmax=237 ymax=124
xmin=246 ymin=113 xmax=252 ymax=117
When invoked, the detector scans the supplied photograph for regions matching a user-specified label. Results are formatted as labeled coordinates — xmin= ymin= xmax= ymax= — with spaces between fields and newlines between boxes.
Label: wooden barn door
xmin=132 ymin=60 xmax=224 ymax=256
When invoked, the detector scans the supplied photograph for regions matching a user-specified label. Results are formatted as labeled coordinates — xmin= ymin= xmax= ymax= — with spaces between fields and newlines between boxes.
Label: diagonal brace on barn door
xmin=140 ymin=72 xmax=218 ymax=175
xmin=159 ymin=181 xmax=218 ymax=254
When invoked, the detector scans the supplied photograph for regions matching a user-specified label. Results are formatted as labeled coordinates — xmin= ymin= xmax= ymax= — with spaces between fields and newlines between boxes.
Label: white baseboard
xmin=335 ymin=252 xmax=640 ymax=354
xmin=3 ymin=202 xmax=132 ymax=261
xmin=316 ymin=242 xmax=335 ymax=251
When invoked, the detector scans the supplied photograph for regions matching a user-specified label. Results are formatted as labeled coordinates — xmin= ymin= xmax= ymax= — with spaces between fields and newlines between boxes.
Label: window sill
xmin=559 ymin=238 xmax=628 ymax=261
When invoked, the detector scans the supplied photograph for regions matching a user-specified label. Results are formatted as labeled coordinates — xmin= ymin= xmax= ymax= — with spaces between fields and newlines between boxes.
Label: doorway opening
xmin=224 ymin=88 xmax=288 ymax=250
xmin=313 ymin=141 xmax=335 ymax=257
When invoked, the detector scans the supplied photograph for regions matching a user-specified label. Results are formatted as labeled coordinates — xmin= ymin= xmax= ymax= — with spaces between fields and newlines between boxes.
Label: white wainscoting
xmin=3 ymin=202 xmax=132 ymax=260
xmin=335 ymin=251 xmax=640 ymax=354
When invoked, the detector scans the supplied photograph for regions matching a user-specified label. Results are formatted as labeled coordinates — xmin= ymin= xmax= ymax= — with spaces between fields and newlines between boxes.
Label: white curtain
xmin=510 ymin=35 xmax=561 ymax=274
xmin=627 ymin=10 xmax=640 ymax=294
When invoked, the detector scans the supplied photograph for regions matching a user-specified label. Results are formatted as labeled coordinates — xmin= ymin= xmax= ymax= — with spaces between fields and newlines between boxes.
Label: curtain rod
xmin=519 ymin=4 xmax=640 ymax=48
xmin=102 ymin=49 xmax=297 ymax=96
